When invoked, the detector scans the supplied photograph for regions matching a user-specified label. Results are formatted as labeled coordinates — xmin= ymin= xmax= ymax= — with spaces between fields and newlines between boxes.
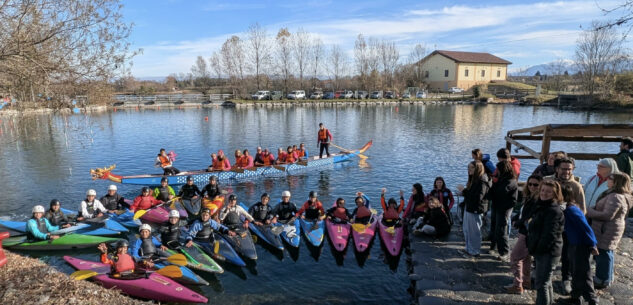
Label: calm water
xmin=0 ymin=104 xmax=631 ymax=304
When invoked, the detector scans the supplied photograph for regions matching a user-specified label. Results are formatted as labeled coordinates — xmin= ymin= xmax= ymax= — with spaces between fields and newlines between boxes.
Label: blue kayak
xmin=0 ymin=219 xmax=121 ymax=237
xmin=299 ymin=218 xmax=324 ymax=247
xmin=195 ymin=234 xmax=246 ymax=267
xmin=238 ymin=202 xmax=284 ymax=251
xmin=274 ymin=219 xmax=301 ymax=248
xmin=154 ymin=262 xmax=209 ymax=286
xmin=59 ymin=208 xmax=128 ymax=232
xmin=107 ymin=210 xmax=141 ymax=228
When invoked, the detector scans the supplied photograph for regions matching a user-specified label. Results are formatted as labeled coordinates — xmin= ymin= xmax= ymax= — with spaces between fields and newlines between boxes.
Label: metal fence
xmin=113 ymin=94 xmax=233 ymax=104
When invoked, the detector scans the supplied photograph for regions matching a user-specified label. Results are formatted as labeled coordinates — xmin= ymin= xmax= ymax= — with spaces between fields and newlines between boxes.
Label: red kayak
xmin=377 ymin=214 xmax=404 ymax=256
xmin=63 ymin=256 xmax=207 ymax=303
xmin=326 ymin=219 xmax=351 ymax=252
xmin=351 ymin=213 xmax=377 ymax=252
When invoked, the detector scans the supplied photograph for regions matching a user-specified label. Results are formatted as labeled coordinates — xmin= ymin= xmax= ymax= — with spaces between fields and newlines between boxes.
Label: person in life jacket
xmin=201 ymin=176 xmax=222 ymax=199
xmin=272 ymin=191 xmax=298 ymax=224
xmin=428 ymin=177 xmax=455 ymax=214
xmin=156 ymin=148 xmax=180 ymax=176
xmin=98 ymin=240 xmax=135 ymax=275
xmin=402 ymin=183 xmax=428 ymax=224
xmin=45 ymin=199 xmax=70 ymax=227
xmin=217 ymin=150 xmax=232 ymax=169
xmin=233 ymin=150 xmax=248 ymax=169
xmin=185 ymin=207 xmax=235 ymax=248
xmin=219 ymin=194 xmax=254 ymax=230
xmin=178 ymin=176 xmax=201 ymax=201
xmin=131 ymin=224 xmax=169 ymax=268
xmin=381 ymin=188 xmax=405 ymax=226
xmin=159 ymin=209 xmax=185 ymax=249
xmin=248 ymin=193 xmax=275 ymax=226
xmin=100 ymin=184 xmax=126 ymax=212
xmin=27 ymin=205 xmax=68 ymax=241
xmin=130 ymin=187 xmax=163 ymax=212
xmin=317 ymin=122 xmax=333 ymax=159
xmin=285 ymin=146 xmax=297 ymax=164
xmin=77 ymin=189 xmax=107 ymax=221
xmin=242 ymin=149 xmax=255 ymax=168
xmin=255 ymin=148 xmax=275 ymax=166
xmin=154 ymin=177 xmax=176 ymax=202
xmin=326 ymin=198 xmax=353 ymax=224
xmin=296 ymin=191 xmax=325 ymax=221
xmin=213 ymin=155 xmax=230 ymax=171
xmin=351 ymin=192 xmax=372 ymax=225
xmin=296 ymin=143 xmax=309 ymax=160
xmin=276 ymin=147 xmax=288 ymax=164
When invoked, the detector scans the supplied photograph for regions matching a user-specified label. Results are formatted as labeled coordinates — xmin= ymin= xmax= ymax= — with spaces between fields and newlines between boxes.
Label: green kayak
xmin=3 ymin=234 xmax=121 ymax=251
xmin=167 ymin=243 xmax=223 ymax=274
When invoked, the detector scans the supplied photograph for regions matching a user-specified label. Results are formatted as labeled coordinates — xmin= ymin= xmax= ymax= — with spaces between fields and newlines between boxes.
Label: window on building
xmin=444 ymin=70 xmax=449 ymax=77
xmin=465 ymin=69 xmax=469 ymax=77
xmin=425 ymin=71 xmax=429 ymax=78
xmin=481 ymin=70 xmax=485 ymax=77
xmin=497 ymin=70 xmax=501 ymax=77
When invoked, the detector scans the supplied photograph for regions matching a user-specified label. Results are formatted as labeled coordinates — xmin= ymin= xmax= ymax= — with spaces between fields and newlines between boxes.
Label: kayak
xmin=326 ymin=219 xmax=351 ymax=252
xmin=0 ymin=219 xmax=122 ymax=237
xmin=4 ymin=234 xmax=121 ymax=251
xmin=351 ymin=213 xmax=378 ymax=253
xmin=153 ymin=262 xmax=209 ymax=286
xmin=59 ymin=208 xmax=129 ymax=233
xmin=222 ymin=227 xmax=257 ymax=260
xmin=299 ymin=218 xmax=325 ymax=247
xmin=196 ymin=234 xmax=246 ymax=267
xmin=139 ymin=205 xmax=188 ymax=224
xmin=167 ymin=243 xmax=224 ymax=274
xmin=274 ymin=218 xmax=300 ymax=248
xmin=107 ymin=210 xmax=141 ymax=228
xmin=238 ymin=202 xmax=283 ymax=250
xmin=63 ymin=256 xmax=208 ymax=303
xmin=377 ymin=214 xmax=404 ymax=256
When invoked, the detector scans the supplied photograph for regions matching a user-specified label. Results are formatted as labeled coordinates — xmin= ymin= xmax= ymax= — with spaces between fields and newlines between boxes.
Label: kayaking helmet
xmin=141 ymin=186 xmax=151 ymax=193
xmin=32 ymin=205 xmax=45 ymax=213
xmin=282 ymin=191 xmax=291 ymax=197
xmin=228 ymin=194 xmax=237 ymax=201
xmin=115 ymin=240 xmax=129 ymax=249
xmin=108 ymin=185 xmax=117 ymax=191
xmin=186 ymin=176 xmax=193 ymax=181
xmin=139 ymin=224 xmax=152 ymax=233
xmin=200 ymin=207 xmax=211 ymax=215
xmin=309 ymin=191 xmax=318 ymax=198
xmin=169 ymin=209 xmax=180 ymax=218
xmin=261 ymin=193 xmax=269 ymax=199
xmin=49 ymin=199 xmax=61 ymax=208
xmin=86 ymin=189 xmax=97 ymax=196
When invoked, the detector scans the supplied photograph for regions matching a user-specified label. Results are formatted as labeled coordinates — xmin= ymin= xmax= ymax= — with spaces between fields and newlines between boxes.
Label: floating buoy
xmin=135 ymin=106 xmax=139 ymax=111
xmin=395 ymin=106 xmax=399 ymax=112
xmin=204 ymin=116 xmax=209 ymax=121
xmin=113 ymin=107 xmax=117 ymax=112
xmin=157 ymin=106 xmax=160 ymax=110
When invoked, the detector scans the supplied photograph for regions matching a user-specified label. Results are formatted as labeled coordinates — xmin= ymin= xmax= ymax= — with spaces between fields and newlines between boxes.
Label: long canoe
xmin=90 ymin=140 xmax=372 ymax=185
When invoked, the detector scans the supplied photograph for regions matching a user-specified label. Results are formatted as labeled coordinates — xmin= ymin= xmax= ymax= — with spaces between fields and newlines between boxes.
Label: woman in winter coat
xmin=403 ymin=183 xmax=427 ymax=225
xmin=413 ymin=197 xmax=451 ymax=237
xmin=488 ymin=160 xmax=519 ymax=258
xmin=584 ymin=158 xmax=619 ymax=210
xmin=505 ymin=174 xmax=542 ymax=294
xmin=527 ymin=179 xmax=565 ymax=305
xmin=428 ymin=177 xmax=455 ymax=213
xmin=586 ymin=172 xmax=633 ymax=289
xmin=457 ymin=160 xmax=491 ymax=256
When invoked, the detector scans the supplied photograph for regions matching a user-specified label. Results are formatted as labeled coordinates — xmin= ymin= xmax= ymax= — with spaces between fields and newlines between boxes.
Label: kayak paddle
xmin=330 ymin=143 xmax=368 ymax=159
xmin=70 ymin=264 xmax=183 ymax=280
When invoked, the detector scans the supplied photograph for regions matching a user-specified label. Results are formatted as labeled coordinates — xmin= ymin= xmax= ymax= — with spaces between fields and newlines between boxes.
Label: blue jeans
xmin=595 ymin=248 xmax=614 ymax=285
xmin=463 ymin=211 xmax=482 ymax=255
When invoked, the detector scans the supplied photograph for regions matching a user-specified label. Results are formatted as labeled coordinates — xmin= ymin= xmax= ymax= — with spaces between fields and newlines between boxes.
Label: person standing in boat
xmin=154 ymin=177 xmax=176 ymax=202
xmin=77 ymin=189 xmax=107 ymax=221
xmin=249 ymin=193 xmax=275 ymax=226
xmin=296 ymin=191 xmax=325 ymax=221
xmin=156 ymin=148 xmax=180 ymax=176
xmin=45 ymin=199 xmax=70 ymax=227
xmin=100 ymin=185 xmax=126 ymax=213
xmin=317 ymin=123 xmax=333 ymax=158
xmin=130 ymin=187 xmax=163 ymax=212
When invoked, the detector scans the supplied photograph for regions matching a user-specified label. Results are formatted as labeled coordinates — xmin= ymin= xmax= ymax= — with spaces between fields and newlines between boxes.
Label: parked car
xmin=334 ymin=90 xmax=344 ymax=99
xmin=448 ymin=87 xmax=463 ymax=93
xmin=251 ymin=91 xmax=270 ymax=100
xmin=270 ymin=91 xmax=283 ymax=100
xmin=341 ymin=90 xmax=354 ymax=99
xmin=309 ymin=91 xmax=323 ymax=99
xmin=384 ymin=91 xmax=395 ymax=99
xmin=416 ymin=91 xmax=427 ymax=98
xmin=355 ymin=91 xmax=368 ymax=99
xmin=402 ymin=92 xmax=411 ymax=99
xmin=323 ymin=92 xmax=335 ymax=99
xmin=370 ymin=91 xmax=382 ymax=99
xmin=287 ymin=90 xmax=306 ymax=100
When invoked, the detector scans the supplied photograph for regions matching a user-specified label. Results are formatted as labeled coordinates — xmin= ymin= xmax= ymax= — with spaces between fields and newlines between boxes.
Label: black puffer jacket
xmin=488 ymin=178 xmax=518 ymax=211
xmin=463 ymin=174 xmax=492 ymax=214
xmin=513 ymin=197 xmax=538 ymax=236
xmin=527 ymin=199 xmax=565 ymax=257
xmin=423 ymin=206 xmax=451 ymax=237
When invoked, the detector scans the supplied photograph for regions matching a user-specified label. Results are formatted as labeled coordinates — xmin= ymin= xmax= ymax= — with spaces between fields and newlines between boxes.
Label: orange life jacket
xmin=262 ymin=154 xmax=272 ymax=166
xmin=356 ymin=206 xmax=371 ymax=218
xmin=297 ymin=149 xmax=305 ymax=158
xmin=158 ymin=155 xmax=170 ymax=167
xmin=318 ymin=129 xmax=329 ymax=141
xmin=278 ymin=152 xmax=287 ymax=163
xmin=114 ymin=253 xmax=135 ymax=273
xmin=333 ymin=207 xmax=349 ymax=221
xmin=286 ymin=152 xmax=296 ymax=163
xmin=213 ymin=159 xmax=225 ymax=170
xmin=236 ymin=156 xmax=248 ymax=168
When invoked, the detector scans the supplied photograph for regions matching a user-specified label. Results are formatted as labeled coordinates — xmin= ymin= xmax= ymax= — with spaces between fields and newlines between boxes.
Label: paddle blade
xmin=71 ymin=270 xmax=99 ymax=280
xmin=352 ymin=223 xmax=367 ymax=233
xmin=358 ymin=154 xmax=368 ymax=160
xmin=132 ymin=209 xmax=147 ymax=220
xmin=213 ymin=241 xmax=220 ymax=254
xmin=156 ymin=265 xmax=183 ymax=278
xmin=272 ymin=165 xmax=286 ymax=171
xmin=166 ymin=253 xmax=187 ymax=266
xmin=385 ymin=226 xmax=395 ymax=234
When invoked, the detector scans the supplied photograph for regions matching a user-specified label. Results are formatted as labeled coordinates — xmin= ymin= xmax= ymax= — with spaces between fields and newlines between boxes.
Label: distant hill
xmin=135 ymin=76 xmax=167 ymax=82
xmin=510 ymin=60 xmax=578 ymax=76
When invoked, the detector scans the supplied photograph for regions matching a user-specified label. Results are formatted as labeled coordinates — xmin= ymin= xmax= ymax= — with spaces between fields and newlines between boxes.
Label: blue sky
xmin=123 ymin=0 xmax=624 ymax=77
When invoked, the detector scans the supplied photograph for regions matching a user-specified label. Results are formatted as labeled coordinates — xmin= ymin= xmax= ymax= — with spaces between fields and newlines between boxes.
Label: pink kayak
xmin=63 ymin=256 xmax=207 ymax=303
xmin=377 ymin=214 xmax=404 ymax=256
xmin=326 ymin=219 xmax=351 ymax=252
xmin=352 ymin=213 xmax=378 ymax=253
xmin=140 ymin=205 xmax=188 ymax=223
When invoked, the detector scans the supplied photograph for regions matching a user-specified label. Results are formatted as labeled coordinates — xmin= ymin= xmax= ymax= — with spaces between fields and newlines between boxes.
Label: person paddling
xmin=27 ymin=205 xmax=69 ymax=241
xmin=380 ymin=188 xmax=404 ymax=226
xmin=100 ymin=185 xmax=126 ymax=213
xmin=45 ymin=199 xmax=70 ymax=227
xmin=154 ymin=177 xmax=176 ymax=202
xmin=159 ymin=210 xmax=185 ymax=249
xmin=249 ymin=193 xmax=275 ymax=226
xmin=317 ymin=123 xmax=333 ymax=158
xmin=98 ymin=240 xmax=136 ymax=276
xmin=351 ymin=192 xmax=372 ymax=225
xmin=77 ymin=189 xmax=107 ymax=221
xmin=130 ymin=187 xmax=163 ymax=212
xmin=296 ymin=191 xmax=325 ymax=221
xmin=131 ymin=224 xmax=169 ymax=269
xmin=326 ymin=198 xmax=352 ymax=223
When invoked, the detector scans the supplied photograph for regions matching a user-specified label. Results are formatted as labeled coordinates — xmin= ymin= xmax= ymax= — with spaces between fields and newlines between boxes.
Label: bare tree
xmin=328 ymin=44 xmax=348 ymax=90
xmin=311 ymin=38 xmax=324 ymax=89
xmin=221 ymin=36 xmax=246 ymax=96
xmin=247 ymin=22 xmax=270 ymax=90
xmin=575 ymin=21 xmax=624 ymax=99
xmin=276 ymin=28 xmax=293 ymax=94
xmin=379 ymin=40 xmax=400 ymax=89
xmin=293 ymin=28 xmax=311 ymax=90
xmin=408 ymin=43 xmax=427 ymax=86
xmin=547 ymin=59 xmax=569 ymax=92
xmin=191 ymin=56 xmax=212 ymax=94
xmin=354 ymin=34 xmax=369 ymax=89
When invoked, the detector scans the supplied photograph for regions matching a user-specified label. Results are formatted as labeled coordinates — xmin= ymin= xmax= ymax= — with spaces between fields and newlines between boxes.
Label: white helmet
xmin=282 ymin=190 xmax=291 ymax=197
xmin=32 ymin=205 xmax=45 ymax=213
xmin=168 ymin=209 xmax=180 ymax=218
xmin=86 ymin=189 xmax=97 ymax=196
xmin=108 ymin=185 xmax=117 ymax=191
xmin=139 ymin=224 xmax=152 ymax=233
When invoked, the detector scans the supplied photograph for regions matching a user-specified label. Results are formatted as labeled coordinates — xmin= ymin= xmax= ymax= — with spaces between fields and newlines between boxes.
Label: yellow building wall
xmin=422 ymin=54 xmax=457 ymax=91
xmin=422 ymin=53 xmax=509 ymax=91
xmin=456 ymin=63 xmax=508 ymax=90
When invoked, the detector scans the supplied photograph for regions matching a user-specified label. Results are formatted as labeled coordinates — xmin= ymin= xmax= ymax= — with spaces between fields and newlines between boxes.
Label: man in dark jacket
xmin=616 ymin=137 xmax=633 ymax=178
xmin=488 ymin=161 xmax=518 ymax=259
xmin=100 ymin=185 xmax=126 ymax=212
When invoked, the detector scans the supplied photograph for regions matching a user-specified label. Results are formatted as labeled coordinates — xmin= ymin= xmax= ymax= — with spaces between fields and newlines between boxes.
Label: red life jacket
xmin=318 ymin=129 xmax=329 ymax=141
xmin=384 ymin=207 xmax=399 ymax=220
xmin=114 ymin=253 xmax=135 ymax=273
xmin=333 ymin=207 xmax=349 ymax=221
xmin=356 ymin=206 xmax=371 ymax=218
xmin=262 ymin=154 xmax=272 ymax=166
xmin=297 ymin=149 xmax=305 ymax=158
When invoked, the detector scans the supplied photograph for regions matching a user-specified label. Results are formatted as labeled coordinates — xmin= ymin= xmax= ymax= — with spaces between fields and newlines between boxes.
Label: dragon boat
xmin=90 ymin=141 xmax=372 ymax=186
